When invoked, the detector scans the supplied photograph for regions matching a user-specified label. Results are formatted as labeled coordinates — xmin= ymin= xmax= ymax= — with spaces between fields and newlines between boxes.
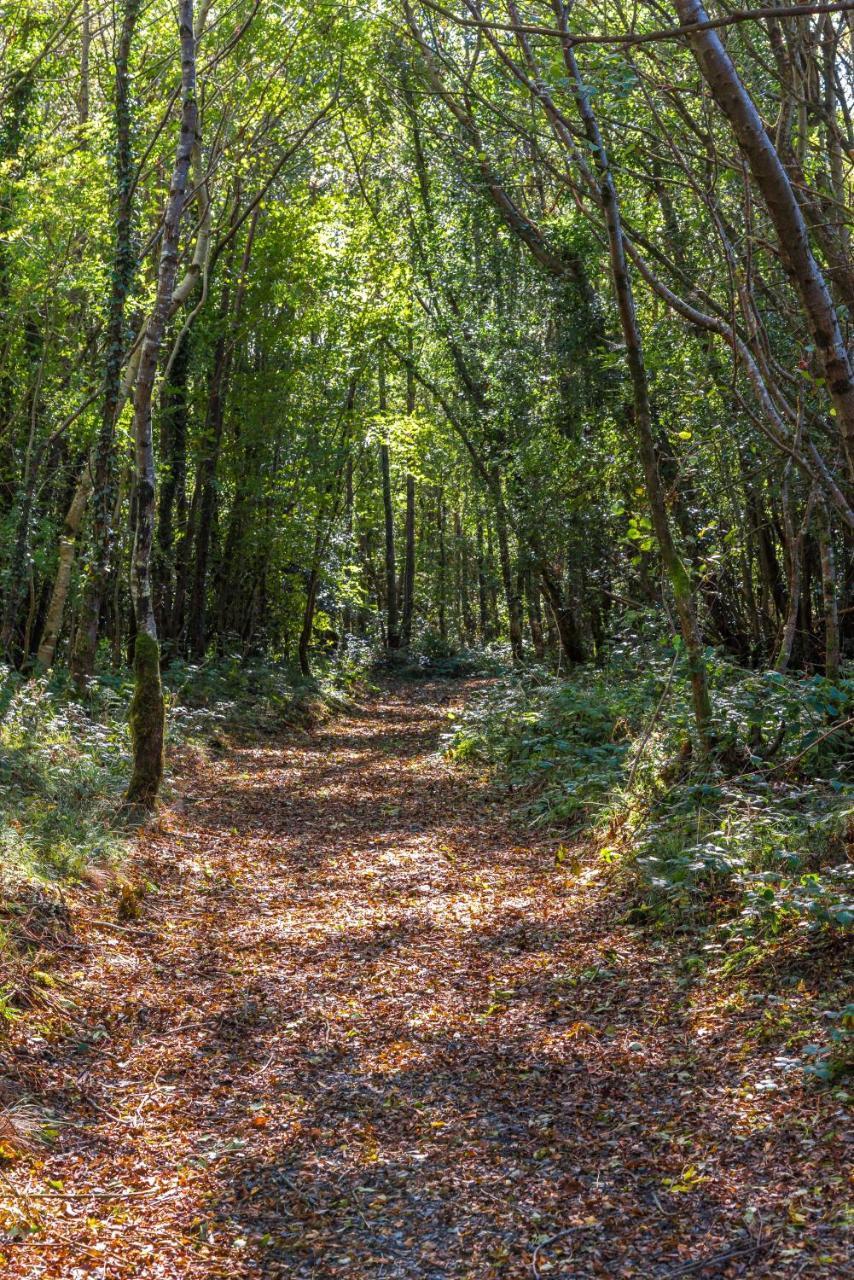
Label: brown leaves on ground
xmin=0 ymin=681 xmax=849 ymax=1277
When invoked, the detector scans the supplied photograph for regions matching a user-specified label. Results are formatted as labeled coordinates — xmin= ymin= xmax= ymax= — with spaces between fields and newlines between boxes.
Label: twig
xmin=626 ymin=651 xmax=679 ymax=793
xmin=0 ymin=1167 xmax=170 ymax=1201
xmin=660 ymin=1241 xmax=761 ymax=1277
xmin=531 ymin=1227 xmax=575 ymax=1278
xmin=88 ymin=918 xmax=157 ymax=939
xmin=649 ymin=1188 xmax=679 ymax=1218
xmin=725 ymin=714 xmax=854 ymax=786
xmin=767 ymin=715 xmax=854 ymax=774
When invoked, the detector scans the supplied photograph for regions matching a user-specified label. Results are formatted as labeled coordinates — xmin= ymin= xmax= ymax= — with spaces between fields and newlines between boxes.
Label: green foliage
xmin=0 ymin=667 xmax=129 ymax=886
xmin=165 ymin=654 xmax=349 ymax=738
xmin=0 ymin=656 xmax=361 ymax=890
xmin=446 ymin=631 xmax=854 ymax=935
xmin=801 ymin=1005 xmax=854 ymax=1085
xmin=445 ymin=663 xmax=632 ymax=821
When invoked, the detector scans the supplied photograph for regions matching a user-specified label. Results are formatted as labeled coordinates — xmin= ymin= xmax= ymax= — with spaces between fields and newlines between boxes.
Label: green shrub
xmin=445 ymin=639 xmax=854 ymax=935
xmin=0 ymin=654 xmax=357 ymax=891
xmin=0 ymin=668 xmax=129 ymax=887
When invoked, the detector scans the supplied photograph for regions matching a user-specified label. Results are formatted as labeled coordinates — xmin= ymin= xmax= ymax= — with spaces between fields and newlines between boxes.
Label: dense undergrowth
xmin=445 ymin=631 xmax=854 ymax=1083
xmin=0 ymin=654 xmax=365 ymax=894
xmin=3 ymin=639 xmax=851 ymax=1083
xmin=446 ymin=631 xmax=854 ymax=931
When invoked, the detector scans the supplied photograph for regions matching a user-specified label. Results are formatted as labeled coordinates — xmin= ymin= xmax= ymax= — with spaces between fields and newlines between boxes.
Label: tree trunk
xmin=437 ymin=489 xmax=448 ymax=642
xmin=298 ymin=492 xmax=342 ymax=678
xmin=539 ymin=564 xmax=585 ymax=665
xmin=486 ymin=523 xmax=500 ymax=639
xmin=554 ymin=3 xmax=712 ymax=744
xmin=78 ymin=0 xmax=90 ymax=125
xmin=35 ymin=461 xmax=93 ymax=668
xmin=676 ymin=0 xmax=854 ymax=479
xmin=457 ymin=509 xmax=475 ymax=644
xmin=171 ymin=474 xmax=199 ymax=645
xmin=0 ymin=334 xmax=45 ymax=665
xmin=401 ymin=472 xmax=416 ymax=647
xmin=187 ymin=317 xmax=230 ymax=659
xmin=492 ymin=475 xmax=523 ymax=660
xmin=126 ymin=0 xmax=198 ymax=809
xmin=187 ymin=200 xmax=254 ymax=657
xmin=0 ymin=73 xmax=33 ymax=514
xmin=776 ymin=475 xmax=816 ymax=674
xmin=525 ymin=568 xmax=546 ymax=661
xmin=154 ymin=331 xmax=190 ymax=641
xmin=342 ymin=454 xmax=355 ymax=642
xmin=380 ymin=429 xmax=399 ymax=650
xmin=816 ymin=497 xmax=840 ymax=679
xmin=298 ymin=562 xmax=319 ymax=678
xmin=476 ymin=515 xmax=491 ymax=642
xmin=72 ymin=0 xmax=140 ymax=685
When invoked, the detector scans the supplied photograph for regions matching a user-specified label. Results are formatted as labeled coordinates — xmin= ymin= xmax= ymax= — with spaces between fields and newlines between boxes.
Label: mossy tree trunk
xmin=126 ymin=630 xmax=165 ymax=809
xmin=0 ymin=72 xmax=34 ymax=515
xmin=72 ymin=0 xmax=140 ymax=686
xmin=547 ymin=0 xmax=713 ymax=745
xmin=378 ymin=366 xmax=400 ymax=652
xmin=1 ymin=332 xmax=45 ymax=666
xmin=37 ymin=459 xmax=93 ymax=669
xmin=126 ymin=0 xmax=198 ymax=809
xmin=815 ymin=496 xmax=840 ymax=680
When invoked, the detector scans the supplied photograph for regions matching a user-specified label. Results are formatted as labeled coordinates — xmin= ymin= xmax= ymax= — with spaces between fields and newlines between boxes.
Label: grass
xmin=0 ymin=651 xmax=368 ymax=893
xmin=0 ymin=668 xmax=129 ymax=889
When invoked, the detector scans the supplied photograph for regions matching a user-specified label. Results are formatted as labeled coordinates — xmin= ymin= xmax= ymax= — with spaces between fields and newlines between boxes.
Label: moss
xmin=125 ymin=631 xmax=165 ymax=810
xmin=668 ymin=554 xmax=693 ymax=604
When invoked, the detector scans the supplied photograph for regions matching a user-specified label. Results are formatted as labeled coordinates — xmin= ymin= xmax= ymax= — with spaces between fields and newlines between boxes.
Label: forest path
xmin=2 ymin=681 xmax=847 ymax=1278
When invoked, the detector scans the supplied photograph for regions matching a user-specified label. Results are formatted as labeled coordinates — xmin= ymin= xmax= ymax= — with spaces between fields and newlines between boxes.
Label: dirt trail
xmin=2 ymin=682 xmax=848 ymax=1277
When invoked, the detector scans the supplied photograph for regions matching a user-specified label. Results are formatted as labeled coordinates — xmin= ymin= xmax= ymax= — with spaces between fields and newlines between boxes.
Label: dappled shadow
xmin=201 ymin=1007 xmax=786 ymax=1278
xmin=2 ymin=680 xmax=848 ymax=1278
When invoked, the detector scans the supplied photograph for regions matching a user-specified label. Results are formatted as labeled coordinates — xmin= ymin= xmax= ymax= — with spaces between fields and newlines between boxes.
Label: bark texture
xmin=126 ymin=0 xmax=198 ymax=807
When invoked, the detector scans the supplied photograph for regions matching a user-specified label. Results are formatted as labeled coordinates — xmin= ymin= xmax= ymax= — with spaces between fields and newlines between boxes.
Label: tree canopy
xmin=0 ymin=3 xmax=852 ymax=1271
xmin=2 ymin=3 xmax=853 ymax=769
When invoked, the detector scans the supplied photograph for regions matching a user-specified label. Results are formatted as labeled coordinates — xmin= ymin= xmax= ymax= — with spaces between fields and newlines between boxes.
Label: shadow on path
xmin=1 ymin=680 xmax=848 ymax=1279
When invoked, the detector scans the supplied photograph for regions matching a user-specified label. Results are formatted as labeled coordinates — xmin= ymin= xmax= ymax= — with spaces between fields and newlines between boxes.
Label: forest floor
xmin=0 ymin=679 xmax=849 ymax=1278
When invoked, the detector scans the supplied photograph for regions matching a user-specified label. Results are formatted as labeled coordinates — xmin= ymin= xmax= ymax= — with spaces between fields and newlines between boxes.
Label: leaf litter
xmin=0 ymin=680 xmax=849 ymax=1277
